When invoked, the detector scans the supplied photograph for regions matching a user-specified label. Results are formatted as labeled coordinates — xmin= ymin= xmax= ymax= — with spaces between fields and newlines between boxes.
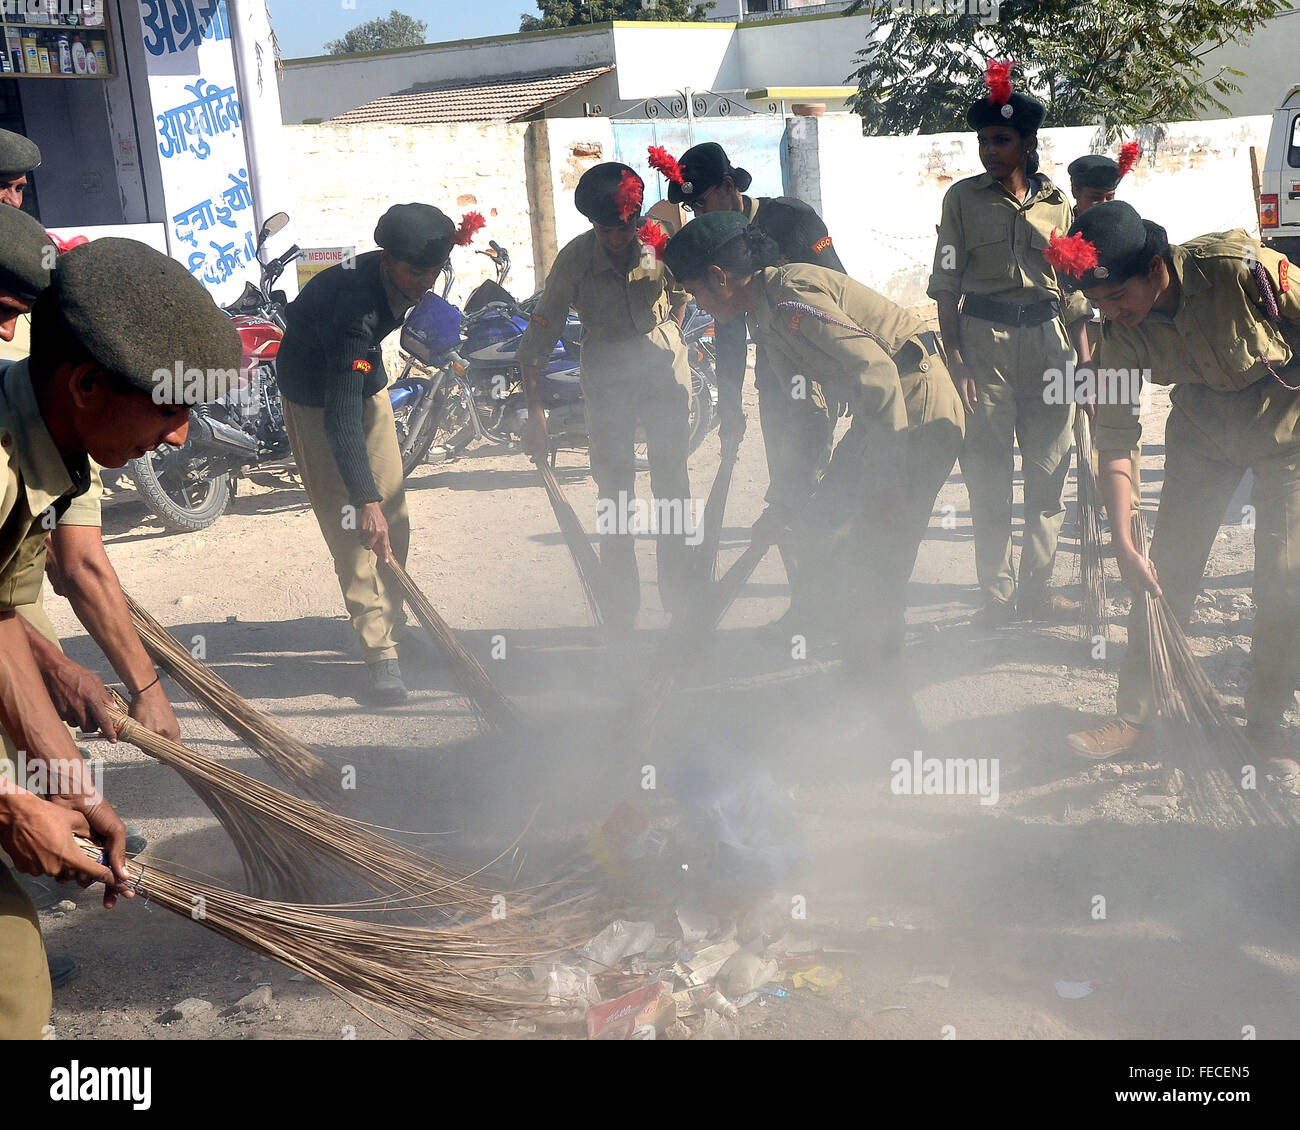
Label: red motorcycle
xmin=125 ymin=212 xmax=301 ymax=532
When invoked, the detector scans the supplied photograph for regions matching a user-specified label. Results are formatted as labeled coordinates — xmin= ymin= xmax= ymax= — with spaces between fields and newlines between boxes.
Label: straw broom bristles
xmin=124 ymin=590 xmax=338 ymax=805
xmin=74 ymin=837 xmax=567 ymax=1038
xmin=104 ymin=691 xmax=508 ymax=904
xmin=533 ymin=456 xmax=609 ymax=624
xmin=1074 ymin=410 xmax=1109 ymax=640
xmin=1133 ymin=514 xmax=1297 ymax=829
xmin=384 ymin=559 xmax=517 ymax=732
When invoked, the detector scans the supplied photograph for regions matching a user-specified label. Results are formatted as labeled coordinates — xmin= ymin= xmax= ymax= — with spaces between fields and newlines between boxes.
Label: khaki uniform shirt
xmin=1094 ymin=232 xmax=1300 ymax=453
xmin=0 ymin=360 xmax=90 ymax=611
xmin=0 ymin=360 xmax=100 ymax=528
xmin=927 ymin=171 xmax=1091 ymax=325
xmin=750 ymin=264 xmax=914 ymax=484
xmin=516 ymin=228 xmax=686 ymax=369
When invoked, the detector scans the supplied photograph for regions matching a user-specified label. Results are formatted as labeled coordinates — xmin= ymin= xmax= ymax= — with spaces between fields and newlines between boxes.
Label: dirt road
xmin=30 ymin=378 xmax=1300 ymax=1040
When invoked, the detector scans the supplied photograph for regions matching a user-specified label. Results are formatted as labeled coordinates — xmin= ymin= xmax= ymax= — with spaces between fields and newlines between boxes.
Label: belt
xmin=961 ymin=294 xmax=1060 ymax=327
xmin=893 ymin=329 xmax=940 ymax=373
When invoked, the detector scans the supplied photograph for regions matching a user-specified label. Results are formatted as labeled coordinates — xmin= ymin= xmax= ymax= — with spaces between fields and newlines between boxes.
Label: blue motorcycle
xmin=390 ymin=241 xmax=717 ymax=477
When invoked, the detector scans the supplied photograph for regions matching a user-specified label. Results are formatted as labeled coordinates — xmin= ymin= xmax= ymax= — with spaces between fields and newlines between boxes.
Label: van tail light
xmin=1261 ymin=193 xmax=1279 ymax=229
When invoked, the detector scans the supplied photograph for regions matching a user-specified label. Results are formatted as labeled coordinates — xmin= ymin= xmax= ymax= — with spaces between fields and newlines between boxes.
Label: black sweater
xmin=277 ymin=251 xmax=403 ymax=505
xmin=715 ymin=197 xmax=846 ymax=397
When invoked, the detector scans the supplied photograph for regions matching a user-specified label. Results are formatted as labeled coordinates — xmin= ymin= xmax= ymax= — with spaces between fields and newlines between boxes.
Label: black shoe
xmin=125 ymin=823 xmax=147 ymax=858
xmin=365 ymin=659 xmax=408 ymax=704
xmin=48 ymin=954 xmax=78 ymax=989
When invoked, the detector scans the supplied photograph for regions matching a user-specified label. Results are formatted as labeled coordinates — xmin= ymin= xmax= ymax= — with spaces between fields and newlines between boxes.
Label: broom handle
xmin=700 ymin=446 xmax=739 ymax=581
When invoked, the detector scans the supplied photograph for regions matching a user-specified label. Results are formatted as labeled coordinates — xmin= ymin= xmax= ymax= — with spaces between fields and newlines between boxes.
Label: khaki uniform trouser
xmin=755 ymin=348 xmax=836 ymax=603
xmin=0 ymin=599 xmax=58 ymax=1040
xmin=1118 ymin=380 xmax=1300 ymax=727
xmin=0 ymin=862 xmax=50 ymax=1039
xmin=801 ymin=355 xmax=965 ymax=660
xmin=283 ymin=393 xmax=411 ymax=664
xmin=957 ymin=311 xmax=1075 ymax=606
xmin=582 ymin=324 xmax=692 ymax=621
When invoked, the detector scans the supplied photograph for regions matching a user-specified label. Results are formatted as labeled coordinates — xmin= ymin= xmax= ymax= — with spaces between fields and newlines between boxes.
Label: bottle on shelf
xmin=57 ymin=33 xmax=72 ymax=75
xmin=71 ymin=35 xmax=87 ymax=75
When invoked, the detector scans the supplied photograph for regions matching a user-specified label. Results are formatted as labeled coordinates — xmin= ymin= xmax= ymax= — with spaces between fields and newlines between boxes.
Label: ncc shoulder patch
xmin=352 ymin=359 xmax=372 ymax=374
xmin=812 ymin=236 xmax=833 ymax=255
xmin=788 ymin=311 xmax=805 ymax=335
xmin=1280 ymin=259 xmax=1290 ymax=294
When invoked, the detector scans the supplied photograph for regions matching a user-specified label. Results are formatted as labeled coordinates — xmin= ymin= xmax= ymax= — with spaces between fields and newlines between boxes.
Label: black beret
xmin=667 ymin=142 xmax=753 ymax=206
xmin=663 ymin=211 xmax=750 ymax=283
xmin=0 ymin=205 xmax=56 ymax=301
xmin=1068 ymin=154 xmax=1121 ymax=191
xmin=1062 ymin=200 xmax=1151 ymax=291
xmin=374 ymin=203 xmax=456 ymax=271
xmin=0 ymin=128 xmax=40 ymax=178
xmin=967 ymin=91 xmax=1046 ymax=133
xmin=53 ymin=238 xmax=241 ymax=400
xmin=574 ymin=162 xmax=643 ymax=228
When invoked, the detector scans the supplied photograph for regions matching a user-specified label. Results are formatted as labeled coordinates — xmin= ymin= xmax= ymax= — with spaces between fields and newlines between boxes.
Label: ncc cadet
xmin=1 ymin=237 xmax=240 ymax=1038
xmin=0 ymin=126 xmax=39 ymax=211
xmin=278 ymin=204 xmax=481 ymax=704
xmin=518 ymin=162 xmax=692 ymax=632
xmin=929 ymin=62 xmax=1093 ymax=626
xmin=1058 ymin=202 xmax=1300 ymax=771
xmin=665 ymin=212 xmax=963 ymax=698
xmin=1069 ymin=145 xmax=1144 ymax=517
xmin=0 ymin=137 xmax=181 ymax=758
xmin=650 ymin=141 xmax=845 ymax=626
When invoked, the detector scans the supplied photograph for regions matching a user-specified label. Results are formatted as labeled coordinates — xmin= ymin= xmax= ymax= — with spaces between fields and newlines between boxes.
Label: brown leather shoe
xmin=1067 ymin=716 xmax=1144 ymax=759
xmin=1021 ymin=592 xmax=1081 ymax=621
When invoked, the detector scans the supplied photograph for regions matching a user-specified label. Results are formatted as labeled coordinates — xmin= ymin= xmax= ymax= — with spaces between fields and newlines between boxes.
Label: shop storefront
xmin=3 ymin=0 xmax=290 ymax=307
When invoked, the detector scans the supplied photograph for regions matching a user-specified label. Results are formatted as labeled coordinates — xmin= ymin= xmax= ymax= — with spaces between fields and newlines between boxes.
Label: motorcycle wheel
xmin=127 ymin=447 xmax=232 ymax=533
xmin=397 ymin=383 xmax=475 ymax=478
xmin=633 ymin=363 xmax=713 ymax=471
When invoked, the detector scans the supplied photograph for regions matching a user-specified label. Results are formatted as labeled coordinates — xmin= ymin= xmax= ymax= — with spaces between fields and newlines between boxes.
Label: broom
xmin=533 ymin=456 xmax=609 ymax=624
xmin=73 ymin=837 xmax=570 ymax=1038
xmin=1074 ymin=410 xmax=1109 ymax=640
xmin=699 ymin=439 xmax=740 ymax=583
xmin=104 ymin=690 xmax=509 ymax=904
xmin=630 ymin=522 xmax=777 ymax=737
xmin=124 ymin=591 xmax=338 ymax=805
xmin=1133 ymin=513 xmax=1297 ymax=829
xmin=384 ymin=559 xmax=516 ymax=732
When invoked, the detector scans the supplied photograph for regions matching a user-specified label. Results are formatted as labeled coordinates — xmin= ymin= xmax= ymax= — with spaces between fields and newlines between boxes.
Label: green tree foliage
xmin=845 ymin=0 xmax=1294 ymax=138
xmin=324 ymin=8 xmax=428 ymax=55
xmin=520 ymin=0 xmax=715 ymax=32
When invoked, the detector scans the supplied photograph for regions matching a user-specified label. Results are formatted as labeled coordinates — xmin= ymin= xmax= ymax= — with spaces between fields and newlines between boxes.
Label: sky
xmin=267 ymin=0 xmax=565 ymax=59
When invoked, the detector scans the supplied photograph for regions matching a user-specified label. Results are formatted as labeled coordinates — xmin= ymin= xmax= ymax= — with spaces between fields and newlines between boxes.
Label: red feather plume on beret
xmin=637 ymin=219 xmax=670 ymax=261
xmin=647 ymin=145 xmax=685 ymax=186
xmin=453 ymin=212 xmax=485 ymax=246
xmin=984 ymin=58 xmax=1014 ymax=105
xmin=1117 ymin=141 xmax=1140 ymax=179
xmin=614 ymin=170 xmax=644 ymax=224
xmin=1043 ymin=228 xmax=1099 ymax=279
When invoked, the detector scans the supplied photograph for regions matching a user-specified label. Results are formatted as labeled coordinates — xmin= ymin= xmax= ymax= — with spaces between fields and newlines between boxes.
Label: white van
xmin=1260 ymin=84 xmax=1300 ymax=261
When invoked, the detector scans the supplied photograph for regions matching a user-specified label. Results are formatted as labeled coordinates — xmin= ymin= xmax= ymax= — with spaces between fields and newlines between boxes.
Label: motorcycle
xmin=392 ymin=240 xmax=718 ymax=478
xmin=124 ymin=212 xmax=301 ymax=532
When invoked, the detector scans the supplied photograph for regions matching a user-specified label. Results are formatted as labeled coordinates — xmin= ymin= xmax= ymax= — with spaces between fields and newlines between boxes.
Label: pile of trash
xmin=523 ymin=911 xmax=844 ymax=1040
xmin=496 ymin=771 xmax=843 ymax=1040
